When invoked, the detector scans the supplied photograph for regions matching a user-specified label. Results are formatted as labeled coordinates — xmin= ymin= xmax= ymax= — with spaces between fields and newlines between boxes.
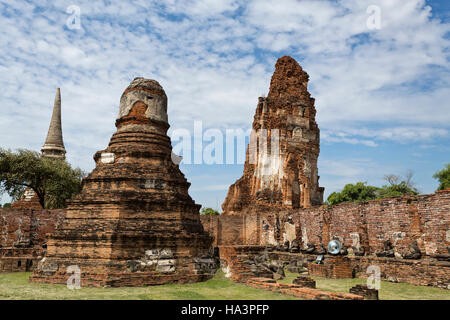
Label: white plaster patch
xmin=283 ymin=221 xmax=296 ymax=244
xmin=253 ymin=129 xmax=284 ymax=190
xmin=424 ymin=241 xmax=438 ymax=255
xmin=350 ymin=233 xmax=360 ymax=250
xmin=301 ymin=226 xmax=308 ymax=249
xmin=24 ymin=189 xmax=35 ymax=201
xmin=118 ymin=90 xmax=167 ymax=123
xmin=392 ymin=232 xmax=405 ymax=244
xmin=143 ymin=179 xmax=166 ymax=190
xmin=221 ymin=263 xmax=232 ymax=278
xmin=446 ymin=229 xmax=450 ymax=242
xmin=158 ymin=259 xmax=175 ymax=266
xmin=267 ymin=229 xmax=278 ymax=246
xmin=303 ymin=157 xmax=311 ymax=175
xmin=101 ymin=152 xmax=115 ymax=164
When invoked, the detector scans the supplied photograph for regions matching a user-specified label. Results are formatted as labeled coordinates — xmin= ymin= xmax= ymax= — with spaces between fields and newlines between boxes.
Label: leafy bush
xmin=200 ymin=207 xmax=220 ymax=215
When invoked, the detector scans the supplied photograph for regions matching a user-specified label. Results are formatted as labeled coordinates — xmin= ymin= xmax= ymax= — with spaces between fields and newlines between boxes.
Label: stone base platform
xmin=30 ymin=271 xmax=213 ymax=288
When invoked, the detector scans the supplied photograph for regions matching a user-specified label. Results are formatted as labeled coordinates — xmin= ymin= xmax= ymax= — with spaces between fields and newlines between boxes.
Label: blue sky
xmin=0 ymin=0 xmax=449 ymax=210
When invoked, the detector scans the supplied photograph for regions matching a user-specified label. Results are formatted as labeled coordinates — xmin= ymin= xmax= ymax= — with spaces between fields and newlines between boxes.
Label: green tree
xmin=377 ymin=171 xmax=419 ymax=198
xmin=327 ymin=182 xmax=379 ymax=205
xmin=0 ymin=148 xmax=85 ymax=209
xmin=327 ymin=171 xmax=421 ymax=206
xmin=433 ymin=163 xmax=450 ymax=191
xmin=377 ymin=182 xmax=419 ymax=198
xmin=1 ymin=203 xmax=11 ymax=208
xmin=200 ymin=207 xmax=220 ymax=215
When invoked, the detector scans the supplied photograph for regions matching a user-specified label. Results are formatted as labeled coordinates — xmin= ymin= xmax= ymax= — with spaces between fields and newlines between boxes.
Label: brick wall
xmin=217 ymin=246 xmax=450 ymax=289
xmin=201 ymin=190 xmax=450 ymax=257
xmin=307 ymin=256 xmax=353 ymax=279
xmin=246 ymin=277 xmax=363 ymax=300
xmin=201 ymin=191 xmax=449 ymax=289
xmin=0 ymin=209 xmax=65 ymax=272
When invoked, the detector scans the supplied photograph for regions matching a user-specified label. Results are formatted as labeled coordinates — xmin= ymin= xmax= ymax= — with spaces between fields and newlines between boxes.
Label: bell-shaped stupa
xmin=31 ymin=78 xmax=216 ymax=287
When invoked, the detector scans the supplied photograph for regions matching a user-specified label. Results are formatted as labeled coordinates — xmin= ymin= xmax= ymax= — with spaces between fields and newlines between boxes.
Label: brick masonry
xmin=307 ymin=256 xmax=353 ymax=279
xmin=29 ymin=78 xmax=216 ymax=287
xmin=216 ymin=245 xmax=450 ymax=289
xmin=222 ymin=56 xmax=324 ymax=214
xmin=1 ymin=192 xmax=449 ymax=289
xmin=203 ymin=190 xmax=450 ymax=289
xmin=349 ymin=284 xmax=379 ymax=300
xmin=201 ymin=190 xmax=450 ymax=257
xmin=246 ymin=277 xmax=363 ymax=300
xmin=0 ymin=209 xmax=65 ymax=272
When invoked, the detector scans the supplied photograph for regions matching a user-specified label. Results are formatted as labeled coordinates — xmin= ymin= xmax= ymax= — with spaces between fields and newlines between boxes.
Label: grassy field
xmin=280 ymin=272 xmax=450 ymax=300
xmin=0 ymin=271 xmax=297 ymax=300
xmin=0 ymin=271 xmax=448 ymax=300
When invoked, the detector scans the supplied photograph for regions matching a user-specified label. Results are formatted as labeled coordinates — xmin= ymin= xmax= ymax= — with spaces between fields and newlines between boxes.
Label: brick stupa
xmin=222 ymin=56 xmax=324 ymax=214
xmin=30 ymin=78 xmax=216 ymax=287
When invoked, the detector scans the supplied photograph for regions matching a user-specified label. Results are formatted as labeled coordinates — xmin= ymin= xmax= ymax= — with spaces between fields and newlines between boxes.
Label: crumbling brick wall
xmin=202 ymin=190 xmax=450 ymax=257
xmin=202 ymin=191 xmax=449 ymax=289
xmin=0 ymin=209 xmax=65 ymax=272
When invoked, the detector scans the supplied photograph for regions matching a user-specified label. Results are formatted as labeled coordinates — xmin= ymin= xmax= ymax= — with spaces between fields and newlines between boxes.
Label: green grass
xmin=280 ymin=272 xmax=450 ymax=300
xmin=0 ymin=271 xmax=298 ymax=300
xmin=1 ymin=271 xmax=448 ymax=300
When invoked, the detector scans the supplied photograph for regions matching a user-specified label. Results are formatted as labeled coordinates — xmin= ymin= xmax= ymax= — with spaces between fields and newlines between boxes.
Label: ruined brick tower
xmin=30 ymin=78 xmax=216 ymax=287
xmin=41 ymin=88 xmax=66 ymax=160
xmin=222 ymin=56 xmax=324 ymax=215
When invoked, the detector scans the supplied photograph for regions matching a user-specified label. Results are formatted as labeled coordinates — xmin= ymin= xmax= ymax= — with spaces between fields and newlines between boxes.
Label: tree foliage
xmin=433 ymin=163 xmax=450 ymax=191
xmin=200 ymin=207 xmax=220 ymax=215
xmin=0 ymin=148 xmax=85 ymax=209
xmin=327 ymin=182 xmax=379 ymax=205
xmin=327 ymin=171 xmax=419 ymax=206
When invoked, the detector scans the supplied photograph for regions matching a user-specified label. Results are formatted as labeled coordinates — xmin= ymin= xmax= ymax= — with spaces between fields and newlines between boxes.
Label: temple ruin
xmin=222 ymin=56 xmax=324 ymax=215
xmin=29 ymin=78 xmax=216 ymax=287
xmin=1 ymin=57 xmax=449 ymax=295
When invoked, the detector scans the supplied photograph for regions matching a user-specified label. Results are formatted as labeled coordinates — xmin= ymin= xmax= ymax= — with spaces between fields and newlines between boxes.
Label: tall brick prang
xmin=222 ymin=56 xmax=324 ymax=214
xmin=30 ymin=78 xmax=216 ymax=287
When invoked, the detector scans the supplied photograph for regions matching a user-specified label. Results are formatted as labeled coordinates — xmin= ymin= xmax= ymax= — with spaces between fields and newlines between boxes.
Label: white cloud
xmin=0 ymin=0 xmax=448 ymax=207
xmin=322 ymin=126 xmax=448 ymax=145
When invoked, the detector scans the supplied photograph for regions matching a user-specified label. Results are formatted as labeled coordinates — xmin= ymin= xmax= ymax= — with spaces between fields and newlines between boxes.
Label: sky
xmin=0 ymin=0 xmax=449 ymax=210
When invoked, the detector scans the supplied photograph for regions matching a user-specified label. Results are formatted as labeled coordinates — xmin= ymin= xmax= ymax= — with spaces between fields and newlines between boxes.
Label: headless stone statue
xmin=376 ymin=240 xmax=395 ymax=258
xmin=403 ymin=241 xmax=422 ymax=259
xmin=353 ymin=246 xmax=365 ymax=256
xmin=289 ymin=239 xmax=300 ymax=253
xmin=316 ymin=244 xmax=326 ymax=255
xmin=281 ymin=240 xmax=290 ymax=252
xmin=303 ymin=242 xmax=316 ymax=254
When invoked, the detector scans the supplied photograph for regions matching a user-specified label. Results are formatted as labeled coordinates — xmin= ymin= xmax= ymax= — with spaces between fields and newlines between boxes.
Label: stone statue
xmin=280 ymin=241 xmax=290 ymax=252
xmin=316 ymin=244 xmax=326 ymax=255
xmin=353 ymin=246 xmax=365 ymax=256
xmin=403 ymin=241 xmax=422 ymax=259
xmin=303 ymin=242 xmax=316 ymax=254
xmin=289 ymin=239 xmax=300 ymax=253
xmin=340 ymin=246 xmax=348 ymax=256
xmin=376 ymin=240 xmax=395 ymax=258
